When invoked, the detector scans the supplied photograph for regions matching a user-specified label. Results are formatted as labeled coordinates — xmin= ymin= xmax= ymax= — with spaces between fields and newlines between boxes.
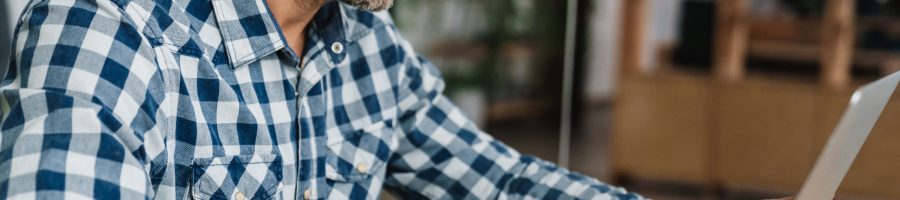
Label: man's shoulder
xmin=22 ymin=0 xmax=192 ymax=37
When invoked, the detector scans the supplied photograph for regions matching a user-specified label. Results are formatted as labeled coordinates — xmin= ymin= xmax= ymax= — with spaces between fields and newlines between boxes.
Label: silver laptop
xmin=797 ymin=71 xmax=900 ymax=200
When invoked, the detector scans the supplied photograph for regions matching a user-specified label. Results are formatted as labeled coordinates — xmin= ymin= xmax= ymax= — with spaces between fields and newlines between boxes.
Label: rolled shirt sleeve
xmin=0 ymin=0 xmax=163 ymax=199
xmin=385 ymin=28 xmax=644 ymax=199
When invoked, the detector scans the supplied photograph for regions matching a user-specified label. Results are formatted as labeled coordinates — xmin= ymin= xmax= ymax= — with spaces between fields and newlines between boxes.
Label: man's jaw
xmin=337 ymin=0 xmax=394 ymax=11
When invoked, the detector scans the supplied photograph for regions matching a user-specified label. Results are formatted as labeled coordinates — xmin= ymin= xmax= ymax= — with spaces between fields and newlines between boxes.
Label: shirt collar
xmin=305 ymin=2 xmax=348 ymax=64
xmin=211 ymin=0 xmax=285 ymax=69
xmin=211 ymin=0 xmax=367 ymax=70
xmin=304 ymin=2 xmax=393 ymax=65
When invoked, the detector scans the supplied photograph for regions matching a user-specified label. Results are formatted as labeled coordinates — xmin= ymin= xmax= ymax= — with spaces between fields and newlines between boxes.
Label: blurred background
xmin=388 ymin=0 xmax=900 ymax=199
xmin=6 ymin=0 xmax=900 ymax=199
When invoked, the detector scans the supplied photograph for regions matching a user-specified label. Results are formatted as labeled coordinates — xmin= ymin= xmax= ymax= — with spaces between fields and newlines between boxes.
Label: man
xmin=0 ymin=0 xmax=642 ymax=199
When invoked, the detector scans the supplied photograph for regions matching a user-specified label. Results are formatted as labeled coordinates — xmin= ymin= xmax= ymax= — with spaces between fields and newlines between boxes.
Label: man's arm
xmin=385 ymin=27 xmax=643 ymax=199
xmin=0 ymin=0 xmax=161 ymax=199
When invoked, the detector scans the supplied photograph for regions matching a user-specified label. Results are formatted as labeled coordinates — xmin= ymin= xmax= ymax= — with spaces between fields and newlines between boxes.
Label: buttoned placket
xmin=294 ymin=64 xmax=314 ymax=199
xmin=295 ymin=59 xmax=312 ymax=199
xmin=274 ymin=2 xmax=346 ymax=198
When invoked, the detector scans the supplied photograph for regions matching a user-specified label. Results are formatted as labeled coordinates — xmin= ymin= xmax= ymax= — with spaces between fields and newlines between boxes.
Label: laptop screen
xmin=797 ymin=71 xmax=900 ymax=200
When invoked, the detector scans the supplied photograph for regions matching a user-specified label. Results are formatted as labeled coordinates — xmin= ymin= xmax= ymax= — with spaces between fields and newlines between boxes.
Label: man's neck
xmin=267 ymin=0 xmax=325 ymax=58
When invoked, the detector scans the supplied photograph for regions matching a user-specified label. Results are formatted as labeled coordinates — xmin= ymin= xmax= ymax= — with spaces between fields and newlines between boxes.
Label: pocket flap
xmin=325 ymin=120 xmax=396 ymax=182
xmin=192 ymin=154 xmax=283 ymax=200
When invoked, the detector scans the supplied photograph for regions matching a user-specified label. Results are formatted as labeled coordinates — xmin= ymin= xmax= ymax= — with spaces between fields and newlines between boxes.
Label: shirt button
xmin=331 ymin=42 xmax=343 ymax=54
xmin=304 ymin=189 xmax=312 ymax=199
xmin=356 ymin=163 xmax=369 ymax=173
xmin=234 ymin=191 xmax=246 ymax=200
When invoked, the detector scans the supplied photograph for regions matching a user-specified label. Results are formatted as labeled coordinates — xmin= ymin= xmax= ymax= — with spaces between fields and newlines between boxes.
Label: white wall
xmin=585 ymin=0 xmax=621 ymax=100
xmin=4 ymin=1 xmax=29 ymax=79
xmin=584 ymin=0 xmax=683 ymax=100
xmin=7 ymin=1 xmax=29 ymax=34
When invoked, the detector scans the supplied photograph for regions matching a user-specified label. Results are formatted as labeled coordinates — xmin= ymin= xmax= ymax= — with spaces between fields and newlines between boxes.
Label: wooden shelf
xmin=747 ymin=39 xmax=900 ymax=74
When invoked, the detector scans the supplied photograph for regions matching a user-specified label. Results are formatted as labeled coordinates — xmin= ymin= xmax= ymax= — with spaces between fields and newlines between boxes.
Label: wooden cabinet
xmin=612 ymin=0 xmax=900 ymax=198
xmin=712 ymin=79 xmax=818 ymax=190
xmin=612 ymin=73 xmax=711 ymax=184
xmin=612 ymin=72 xmax=900 ymax=198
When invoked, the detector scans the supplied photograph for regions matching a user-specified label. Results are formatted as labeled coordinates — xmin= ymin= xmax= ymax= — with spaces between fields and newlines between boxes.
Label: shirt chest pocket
xmin=325 ymin=120 xmax=398 ymax=182
xmin=191 ymin=154 xmax=284 ymax=200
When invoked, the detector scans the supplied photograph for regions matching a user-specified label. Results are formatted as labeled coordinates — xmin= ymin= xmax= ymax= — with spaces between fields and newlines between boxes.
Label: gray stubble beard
xmin=338 ymin=0 xmax=394 ymax=11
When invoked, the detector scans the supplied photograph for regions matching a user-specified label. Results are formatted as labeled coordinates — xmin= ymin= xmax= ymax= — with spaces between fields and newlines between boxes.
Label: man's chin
xmin=339 ymin=0 xmax=394 ymax=11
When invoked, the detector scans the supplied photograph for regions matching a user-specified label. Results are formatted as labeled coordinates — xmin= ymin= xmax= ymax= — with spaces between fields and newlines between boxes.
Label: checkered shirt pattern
xmin=0 ymin=0 xmax=644 ymax=199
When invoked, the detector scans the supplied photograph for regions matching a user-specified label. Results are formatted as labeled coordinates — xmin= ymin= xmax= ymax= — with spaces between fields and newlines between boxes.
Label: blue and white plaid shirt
xmin=0 ymin=0 xmax=643 ymax=199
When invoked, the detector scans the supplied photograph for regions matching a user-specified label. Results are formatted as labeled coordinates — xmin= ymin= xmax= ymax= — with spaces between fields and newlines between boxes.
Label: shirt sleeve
xmin=385 ymin=28 xmax=644 ymax=199
xmin=0 ymin=0 xmax=162 ymax=199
